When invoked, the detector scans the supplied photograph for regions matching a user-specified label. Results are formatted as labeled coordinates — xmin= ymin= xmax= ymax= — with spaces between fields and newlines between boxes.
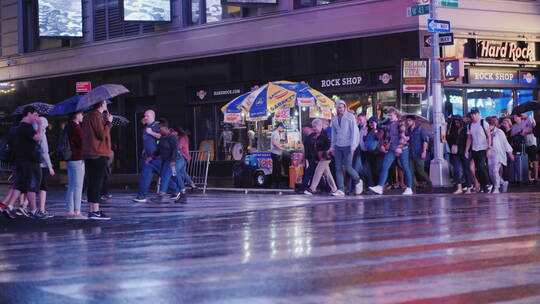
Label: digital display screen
xmin=38 ymin=0 xmax=83 ymax=37
xmin=123 ymin=0 xmax=172 ymax=22
xmin=224 ymin=0 xmax=277 ymax=3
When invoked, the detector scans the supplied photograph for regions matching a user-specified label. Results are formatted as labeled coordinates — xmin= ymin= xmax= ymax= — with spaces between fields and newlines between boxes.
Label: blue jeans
xmin=334 ymin=146 xmax=360 ymax=191
xmin=159 ymin=157 xmax=184 ymax=194
xmin=66 ymin=160 xmax=85 ymax=213
xmin=169 ymin=156 xmax=186 ymax=193
xmin=179 ymin=156 xmax=194 ymax=186
xmin=299 ymin=160 xmax=317 ymax=191
xmin=451 ymin=148 xmax=472 ymax=188
xmin=137 ymin=157 xmax=162 ymax=198
xmin=378 ymin=148 xmax=413 ymax=188
xmin=348 ymin=150 xmax=365 ymax=190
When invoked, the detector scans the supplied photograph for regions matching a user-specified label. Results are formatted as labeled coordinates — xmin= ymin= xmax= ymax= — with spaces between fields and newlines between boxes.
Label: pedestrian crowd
xmin=292 ymin=100 xmax=539 ymax=197
xmin=0 ymin=105 xmax=194 ymax=221
xmin=1 ymin=98 xmax=538 ymax=220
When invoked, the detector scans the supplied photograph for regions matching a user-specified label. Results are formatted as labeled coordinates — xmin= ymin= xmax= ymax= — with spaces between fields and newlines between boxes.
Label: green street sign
xmin=438 ymin=0 xmax=458 ymax=7
xmin=407 ymin=4 xmax=430 ymax=17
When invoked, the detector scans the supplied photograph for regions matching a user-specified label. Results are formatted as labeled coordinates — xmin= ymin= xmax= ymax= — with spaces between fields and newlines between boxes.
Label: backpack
xmin=467 ymin=119 xmax=491 ymax=142
xmin=57 ymin=127 xmax=72 ymax=161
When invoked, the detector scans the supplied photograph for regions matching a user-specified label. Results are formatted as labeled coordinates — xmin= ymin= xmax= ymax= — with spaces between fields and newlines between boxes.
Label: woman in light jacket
xmin=487 ymin=117 xmax=514 ymax=193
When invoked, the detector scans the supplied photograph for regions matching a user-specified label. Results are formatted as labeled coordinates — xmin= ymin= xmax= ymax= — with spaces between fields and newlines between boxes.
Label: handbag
xmin=451 ymin=144 xmax=458 ymax=155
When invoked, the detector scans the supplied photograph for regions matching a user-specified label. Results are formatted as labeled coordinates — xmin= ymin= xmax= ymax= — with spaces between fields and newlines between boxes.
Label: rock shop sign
xmin=477 ymin=40 xmax=535 ymax=62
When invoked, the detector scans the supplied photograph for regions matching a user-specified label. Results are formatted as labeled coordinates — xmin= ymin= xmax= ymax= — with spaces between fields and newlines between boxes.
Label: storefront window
xmin=330 ymin=90 xmax=397 ymax=120
xmin=517 ymin=90 xmax=534 ymax=104
xmin=444 ymin=88 xmax=464 ymax=117
xmin=333 ymin=92 xmax=374 ymax=117
xmin=466 ymin=89 xmax=513 ymax=118
xmin=193 ymin=105 xmax=216 ymax=160
xmin=216 ymin=106 xmax=249 ymax=161
xmin=376 ymin=90 xmax=398 ymax=119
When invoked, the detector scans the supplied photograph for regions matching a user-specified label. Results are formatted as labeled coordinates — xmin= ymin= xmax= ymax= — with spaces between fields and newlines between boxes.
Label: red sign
xmin=403 ymin=85 xmax=427 ymax=92
xmin=76 ymin=82 xmax=92 ymax=93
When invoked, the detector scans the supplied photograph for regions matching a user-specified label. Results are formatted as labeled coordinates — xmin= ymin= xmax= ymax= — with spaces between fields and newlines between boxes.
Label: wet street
xmin=2 ymin=188 xmax=540 ymax=303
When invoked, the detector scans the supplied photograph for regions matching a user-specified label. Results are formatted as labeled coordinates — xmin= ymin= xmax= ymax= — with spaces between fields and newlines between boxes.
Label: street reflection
xmin=2 ymin=193 xmax=540 ymax=303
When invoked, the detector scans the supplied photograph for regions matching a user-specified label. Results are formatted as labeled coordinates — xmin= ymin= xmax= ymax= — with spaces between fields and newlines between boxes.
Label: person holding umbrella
xmin=65 ymin=111 xmax=86 ymax=218
xmin=81 ymin=100 xmax=112 ymax=220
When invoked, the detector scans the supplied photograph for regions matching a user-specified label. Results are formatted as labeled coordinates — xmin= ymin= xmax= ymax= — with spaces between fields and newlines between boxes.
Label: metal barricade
xmin=186 ymin=150 xmax=210 ymax=194
xmin=0 ymin=161 xmax=13 ymax=182
xmin=156 ymin=151 xmax=210 ymax=194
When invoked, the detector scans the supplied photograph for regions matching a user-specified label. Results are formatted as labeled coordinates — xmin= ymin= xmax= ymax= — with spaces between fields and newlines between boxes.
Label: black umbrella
xmin=12 ymin=102 xmax=55 ymax=116
xmin=511 ymin=100 xmax=540 ymax=115
xmin=111 ymin=115 xmax=130 ymax=127
xmin=76 ymin=84 xmax=129 ymax=110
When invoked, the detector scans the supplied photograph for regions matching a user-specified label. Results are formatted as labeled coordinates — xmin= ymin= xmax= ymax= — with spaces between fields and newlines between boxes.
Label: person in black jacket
xmin=305 ymin=119 xmax=340 ymax=196
xmin=447 ymin=116 xmax=473 ymax=194
xmin=296 ymin=125 xmax=317 ymax=193
xmin=146 ymin=122 xmax=184 ymax=202
xmin=3 ymin=106 xmax=44 ymax=219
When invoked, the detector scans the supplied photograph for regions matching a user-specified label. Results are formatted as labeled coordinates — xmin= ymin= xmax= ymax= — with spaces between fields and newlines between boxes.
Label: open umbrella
xmin=221 ymin=92 xmax=249 ymax=123
xmin=295 ymin=87 xmax=334 ymax=108
xmin=12 ymin=102 xmax=55 ymax=116
xmin=511 ymin=100 xmax=540 ymax=115
xmin=239 ymin=81 xmax=311 ymax=120
xmin=76 ymin=84 xmax=129 ymax=110
xmin=111 ymin=115 xmax=130 ymax=127
xmin=50 ymin=96 xmax=82 ymax=116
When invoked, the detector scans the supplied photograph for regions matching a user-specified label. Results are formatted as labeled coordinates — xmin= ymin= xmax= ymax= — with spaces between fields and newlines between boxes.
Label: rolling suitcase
xmin=508 ymin=144 xmax=529 ymax=183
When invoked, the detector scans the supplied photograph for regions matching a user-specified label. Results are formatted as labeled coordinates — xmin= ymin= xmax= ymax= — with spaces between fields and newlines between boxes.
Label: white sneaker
xmin=355 ymin=180 xmax=364 ymax=195
xmin=487 ymin=184 xmax=493 ymax=193
xmin=402 ymin=187 xmax=413 ymax=195
xmin=501 ymin=181 xmax=509 ymax=193
xmin=304 ymin=190 xmax=313 ymax=195
xmin=369 ymin=185 xmax=383 ymax=195
xmin=331 ymin=190 xmax=345 ymax=196
xmin=492 ymin=188 xmax=500 ymax=194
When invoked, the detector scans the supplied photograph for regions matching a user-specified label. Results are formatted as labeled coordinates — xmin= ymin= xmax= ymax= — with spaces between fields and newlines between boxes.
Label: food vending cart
xmin=224 ymin=81 xmax=334 ymax=188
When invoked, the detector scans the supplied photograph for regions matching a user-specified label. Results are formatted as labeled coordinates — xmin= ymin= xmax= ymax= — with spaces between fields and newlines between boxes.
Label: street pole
xmin=429 ymin=0 xmax=451 ymax=186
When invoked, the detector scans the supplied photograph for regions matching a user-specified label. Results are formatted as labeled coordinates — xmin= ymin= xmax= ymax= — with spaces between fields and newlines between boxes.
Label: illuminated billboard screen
xmin=222 ymin=0 xmax=277 ymax=6
xmin=38 ymin=0 xmax=83 ymax=37
xmin=123 ymin=0 xmax=172 ymax=22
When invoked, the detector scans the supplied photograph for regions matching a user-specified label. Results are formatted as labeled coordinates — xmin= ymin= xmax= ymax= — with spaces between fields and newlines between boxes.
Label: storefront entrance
xmin=444 ymin=88 xmax=537 ymax=117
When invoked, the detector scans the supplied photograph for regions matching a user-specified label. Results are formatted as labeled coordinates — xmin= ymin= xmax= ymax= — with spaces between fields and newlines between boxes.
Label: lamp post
xmin=429 ymin=0 xmax=451 ymax=186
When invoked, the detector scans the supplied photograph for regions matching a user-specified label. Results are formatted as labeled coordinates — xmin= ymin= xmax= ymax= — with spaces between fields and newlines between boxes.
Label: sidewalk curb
xmin=205 ymin=187 xmax=295 ymax=194
xmin=205 ymin=187 xmax=455 ymax=195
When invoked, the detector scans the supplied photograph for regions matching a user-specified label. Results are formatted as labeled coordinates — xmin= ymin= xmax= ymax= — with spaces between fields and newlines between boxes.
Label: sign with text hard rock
xmin=402 ymin=59 xmax=429 ymax=93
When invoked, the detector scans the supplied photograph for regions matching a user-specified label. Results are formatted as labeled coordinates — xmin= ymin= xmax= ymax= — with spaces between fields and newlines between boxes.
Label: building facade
xmin=0 ymin=0 xmax=539 ymax=175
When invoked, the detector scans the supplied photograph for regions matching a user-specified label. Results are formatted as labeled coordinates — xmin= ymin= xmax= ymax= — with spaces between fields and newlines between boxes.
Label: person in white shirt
xmin=486 ymin=117 xmax=513 ymax=193
xmin=465 ymin=108 xmax=492 ymax=193
xmin=271 ymin=122 xmax=285 ymax=188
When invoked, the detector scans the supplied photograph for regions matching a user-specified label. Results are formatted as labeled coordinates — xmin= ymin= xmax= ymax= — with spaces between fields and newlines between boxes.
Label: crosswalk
xmin=1 ymin=189 xmax=540 ymax=303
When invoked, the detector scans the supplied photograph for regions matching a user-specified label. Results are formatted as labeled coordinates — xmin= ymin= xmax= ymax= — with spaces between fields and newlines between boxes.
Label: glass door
xmin=466 ymin=89 xmax=513 ymax=118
